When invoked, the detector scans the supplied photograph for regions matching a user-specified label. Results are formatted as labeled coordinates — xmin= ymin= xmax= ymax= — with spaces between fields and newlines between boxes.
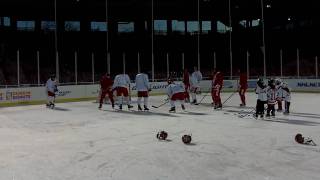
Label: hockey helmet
xmin=182 ymin=134 xmax=192 ymax=144
xmin=157 ymin=131 xmax=168 ymax=140
xmin=295 ymin=133 xmax=304 ymax=144
xmin=268 ymin=79 xmax=275 ymax=88
xmin=50 ymin=74 xmax=56 ymax=80
xmin=275 ymin=78 xmax=282 ymax=86
xmin=257 ymin=78 xmax=265 ymax=88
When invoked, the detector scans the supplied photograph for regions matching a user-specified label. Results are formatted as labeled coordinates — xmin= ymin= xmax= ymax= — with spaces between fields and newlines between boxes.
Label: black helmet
xmin=268 ymin=79 xmax=275 ymax=88
xmin=257 ymin=78 xmax=264 ymax=88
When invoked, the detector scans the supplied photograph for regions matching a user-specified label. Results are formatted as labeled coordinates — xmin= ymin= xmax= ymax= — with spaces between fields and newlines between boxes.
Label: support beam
xmin=17 ymin=50 xmax=20 ymax=86
xmin=167 ymin=53 xmax=170 ymax=78
xmin=246 ymin=51 xmax=250 ymax=78
xmin=92 ymin=53 xmax=95 ymax=84
xmin=37 ymin=51 xmax=40 ymax=86
xmin=297 ymin=48 xmax=300 ymax=78
xmin=137 ymin=52 xmax=141 ymax=73
xmin=74 ymin=51 xmax=78 ymax=85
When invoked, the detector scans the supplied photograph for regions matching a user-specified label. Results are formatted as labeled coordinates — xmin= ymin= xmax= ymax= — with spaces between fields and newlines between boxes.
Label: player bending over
xmin=99 ymin=73 xmax=115 ymax=109
xmin=255 ymin=78 xmax=267 ymax=118
xmin=212 ymin=71 xmax=224 ymax=109
xmin=113 ymin=73 xmax=133 ymax=110
xmin=135 ymin=71 xmax=150 ymax=111
xmin=46 ymin=74 xmax=58 ymax=108
xmin=167 ymin=79 xmax=186 ymax=113
xmin=190 ymin=66 xmax=202 ymax=104
xmin=266 ymin=79 xmax=277 ymax=118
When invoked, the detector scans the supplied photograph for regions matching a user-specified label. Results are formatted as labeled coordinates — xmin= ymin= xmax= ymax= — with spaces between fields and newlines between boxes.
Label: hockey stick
xmin=152 ymin=99 xmax=169 ymax=108
xmin=194 ymin=88 xmax=212 ymax=105
xmin=222 ymin=91 xmax=237 ymax=106
xmin=222 ymin=79 xmax=239 ymax=106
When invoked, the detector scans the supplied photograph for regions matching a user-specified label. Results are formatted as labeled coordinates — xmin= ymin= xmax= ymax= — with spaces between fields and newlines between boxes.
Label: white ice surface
xmin=0 ymin=92 xmax=320 ymax=180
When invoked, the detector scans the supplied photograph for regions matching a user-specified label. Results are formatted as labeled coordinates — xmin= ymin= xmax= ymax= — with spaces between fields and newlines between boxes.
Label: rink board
xmin=0 ymin=79 xmax=319 ymax=105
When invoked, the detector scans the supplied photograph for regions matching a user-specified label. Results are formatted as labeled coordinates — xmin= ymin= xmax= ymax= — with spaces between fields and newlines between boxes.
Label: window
xmin=65 ymin=21 xmax=80 ymax=31
xmin=17 ymin=21 xmax=35 ymax=31
xmin=91 ymin=21 xmax=107 ymax=32
xmin=41 ymin=21 xmax=56 ymax=31
xmin=217 ymin=21 xmax=231 ymax=33
xmin=252 ymin=19 xmax=260 ymax=27
xmin=118 ymin=22 xmax=134 ymax=33
xmin=1 ymin=17 xmax=11 ymax=27
xmin=239 ymin=20 xmax=247 ymax=28
xmin=187 ymin=21 xmax=199 ymax=34
xmin=172 ymin=20 xmax=185 ymax=33
xmin=202 ymin=21 xmax=211 ymax=33
xmin=154 ymin=20 xmax=167 ymax=35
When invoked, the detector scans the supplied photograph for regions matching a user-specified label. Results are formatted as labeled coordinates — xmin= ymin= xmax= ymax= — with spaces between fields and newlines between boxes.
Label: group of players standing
xmin=255 ymin=78 xmax=291 ymax=118
xmin=97 ymin=66 xmax=228 ymax=113
xmin=45 ymin=68 xmax=291 ymax=117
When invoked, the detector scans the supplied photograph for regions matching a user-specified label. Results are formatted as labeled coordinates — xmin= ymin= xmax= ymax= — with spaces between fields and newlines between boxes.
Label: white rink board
xmin=0 ymin=79 xmax=319 ymax=104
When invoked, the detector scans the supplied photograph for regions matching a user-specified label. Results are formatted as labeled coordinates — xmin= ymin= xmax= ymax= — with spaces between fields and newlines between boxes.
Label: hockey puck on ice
xmin=182 ymin=134 xmax=192 ymax=144
xmin=157 ymin=131 xmax=168 ymax=140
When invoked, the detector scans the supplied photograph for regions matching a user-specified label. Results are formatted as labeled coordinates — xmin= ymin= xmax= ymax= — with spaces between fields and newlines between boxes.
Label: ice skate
xmin=138 ymin=105 xmax=143 ymax=111
xmin=169 ymin=107 xmax=176 ymax=113
xmin=144 ymin=106 xmax=149 ymax=111
xmin=181 ymin=104 xmax=186 ymax=111
xmin=128 ymin=104 xmax=133 ymax=109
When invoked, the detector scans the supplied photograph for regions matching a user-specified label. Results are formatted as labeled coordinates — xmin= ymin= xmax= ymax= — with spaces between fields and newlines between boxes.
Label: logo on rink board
xmin=5 ymin=91 xmax=31 ymax=101
xmin=56 ymin=90 xmax=71 ymax=97
xmin=297 ymin=82 xmax=320 ymax=88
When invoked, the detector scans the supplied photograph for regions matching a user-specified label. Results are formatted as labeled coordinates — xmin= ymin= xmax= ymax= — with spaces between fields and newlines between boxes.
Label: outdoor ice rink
xmin=1 ymin=92 xmax=320 ymax=180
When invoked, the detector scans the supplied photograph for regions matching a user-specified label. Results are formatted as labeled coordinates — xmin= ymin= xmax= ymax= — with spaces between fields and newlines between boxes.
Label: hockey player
xmin=238 ymin=70 xmax=248 ymax=107
xmin=183 ymin=68 xmax=190 ymax=102
xmin=46 ymin=74 xmax=58 ymax=108
xmin=275 ymin=78 xmax=284 ymax=112
xmin=266 ymin=79 xmax=277 ymax=117
xmin=210 ymin=69 xmax=217 ymax=105
xmin=113 ymin=73 xmax=133 ymax=110
xmin=212 ymin=71 xmax=224 ymax=109
xmin=99 ymin=73 xmax=114 ymax=109
xmin=282 ymin=83 xmax=291 ymax=115
xmin=190 ymin=66 xmax=202 ymax=104
xmin=255 ymin=78 xmax=267 ymax=118
xmin=167 ymin=79 xmax=186 ymax=113
xmin=135 ymin=71 xmax=150 ymax=111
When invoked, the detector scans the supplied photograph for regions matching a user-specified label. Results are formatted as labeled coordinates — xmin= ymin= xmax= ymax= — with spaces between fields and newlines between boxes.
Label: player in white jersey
xmin=167 ymin=79 xmax=186 ymax=113
xmin=255 ymin=78 xmax=267 ymax=118
xmin=113 ymin=73 xmax=133 ymax=110
xmin=135 ymin=71 xmax=150 ymax=111
xmin=190 ymin=66 xmax=202 ymax=104
xmin=46 ymin=74 xmax=58 ymax=108
xmin=281 ymin=83 xmax=291 ymax=115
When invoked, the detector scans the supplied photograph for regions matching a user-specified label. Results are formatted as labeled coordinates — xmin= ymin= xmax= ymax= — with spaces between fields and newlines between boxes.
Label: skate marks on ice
xmin=48 ymin=106 xmax=71 ymax=111
xmin=221 ymin=107 xmax=320 ymax=126
xmin=101 ymin=109 xmax=179 ymax=117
